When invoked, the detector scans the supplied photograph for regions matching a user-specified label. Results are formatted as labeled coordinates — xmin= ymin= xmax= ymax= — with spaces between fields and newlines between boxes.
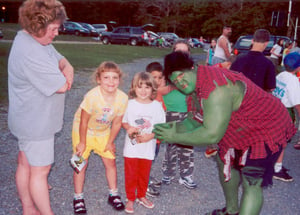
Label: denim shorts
xmin=18 ymin=137 xmax=55 ymax=166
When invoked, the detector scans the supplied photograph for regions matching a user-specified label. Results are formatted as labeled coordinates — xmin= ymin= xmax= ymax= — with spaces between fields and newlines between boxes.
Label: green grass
xmin=0 ymin=23 xmax=205 ymax=104
xmin=0 ymin=42 xmax=173 ymax=104
xmin=54 ymin=43 xmax=171 ymax=68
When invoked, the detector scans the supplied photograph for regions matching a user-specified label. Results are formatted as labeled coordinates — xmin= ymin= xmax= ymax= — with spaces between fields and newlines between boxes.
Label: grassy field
xmin=0 ymin=23 xmax=204 ymax=103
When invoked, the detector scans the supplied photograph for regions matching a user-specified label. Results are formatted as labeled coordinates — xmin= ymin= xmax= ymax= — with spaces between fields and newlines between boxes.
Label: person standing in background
xmin=230 ymin=29 xmax=276 ymax=92
xmin=270 ymin=38 xmax=284 ymax=67
xmin=212 ymin=25 xmax=232 ymax=65
xmin=161 ymin=40 xmax=197 ymax=189
xmin=8 ymin=0 xmax=73 ymax=214
xmin=206 ymin=38 xmax=217 ymax=66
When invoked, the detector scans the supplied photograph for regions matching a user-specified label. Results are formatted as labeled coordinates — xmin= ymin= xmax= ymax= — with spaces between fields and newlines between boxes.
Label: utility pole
xmin=287 ymin=0 xmax=299 ymax=43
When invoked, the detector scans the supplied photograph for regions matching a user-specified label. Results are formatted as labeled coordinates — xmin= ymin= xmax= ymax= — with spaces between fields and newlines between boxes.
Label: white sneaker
xmin=178 ymin=175 xmax=197 ymax=189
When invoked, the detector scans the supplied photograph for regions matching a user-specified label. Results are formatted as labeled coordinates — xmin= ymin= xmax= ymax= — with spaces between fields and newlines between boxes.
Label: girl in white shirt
xmin=122 ymin=72 xmax=165 ymax=214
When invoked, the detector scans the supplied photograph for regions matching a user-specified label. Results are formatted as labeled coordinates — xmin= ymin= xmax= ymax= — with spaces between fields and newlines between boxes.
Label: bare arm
xmin=154 ymin=84 xmax=235 ymax=146
xmin=104 ymin=115 xmax=123 ymax=155
xmin=76 ymin=109 xmax=90 ymax=156
xmin=219 ymin=37 xmax=231 ymax=59
xmin=158 ymin=85 xmax=176 ymax=96
xmin=57 ymin=58 xmax=74 ymax=93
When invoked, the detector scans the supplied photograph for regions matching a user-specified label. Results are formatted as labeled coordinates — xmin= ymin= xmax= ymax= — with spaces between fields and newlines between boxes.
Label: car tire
xmin=102 ymin=37 xmax=109 ymax=45
xmin=130 ymin=38 xmax=138 ymax=46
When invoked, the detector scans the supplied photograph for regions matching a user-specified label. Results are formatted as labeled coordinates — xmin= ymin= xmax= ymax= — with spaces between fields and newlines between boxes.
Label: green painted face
xmin=169 ymin=69 xmax=197 ymax=95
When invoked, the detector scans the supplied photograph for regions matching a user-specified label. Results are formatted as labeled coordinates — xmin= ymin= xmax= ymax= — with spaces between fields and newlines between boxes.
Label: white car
xmin=92 ymin=24 xmax=108 ymax=34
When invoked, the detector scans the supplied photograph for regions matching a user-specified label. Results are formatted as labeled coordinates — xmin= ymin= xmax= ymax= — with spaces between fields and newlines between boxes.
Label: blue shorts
xmin=18 ymin=137 xmax=54 ymax=166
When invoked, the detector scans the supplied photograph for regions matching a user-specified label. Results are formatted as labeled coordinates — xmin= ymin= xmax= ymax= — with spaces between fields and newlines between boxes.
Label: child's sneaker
xmin=273 ymin=166 xmax=294 ymax=182
xmin=161 ymin=175 xmax=174 ymax=185
xmin=149 ymin=176 xmax=162 ymax=188
xmin=108 ymin=195 xmax=125 ymax=211
xmin=146 ymin=184 xmax=160 ymax=197
xmin=73 ymin=198 xmax=87 ymax=214
xmin=178 ymin=175 xmax=197 ymax=189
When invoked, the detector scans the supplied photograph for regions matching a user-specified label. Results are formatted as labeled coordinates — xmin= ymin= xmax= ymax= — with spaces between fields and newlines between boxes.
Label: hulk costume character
xmin=153 ymin=52 xmax=296 ymax=215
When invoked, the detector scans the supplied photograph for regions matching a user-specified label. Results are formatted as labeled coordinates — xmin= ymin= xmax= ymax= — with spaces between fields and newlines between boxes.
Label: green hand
xmin=153 ymin=121 xmax=178 ymax=143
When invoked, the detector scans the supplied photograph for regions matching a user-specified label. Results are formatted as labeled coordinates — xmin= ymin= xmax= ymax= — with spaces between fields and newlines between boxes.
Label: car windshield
xmin=238 ymin=38 xmax=252 ymax=47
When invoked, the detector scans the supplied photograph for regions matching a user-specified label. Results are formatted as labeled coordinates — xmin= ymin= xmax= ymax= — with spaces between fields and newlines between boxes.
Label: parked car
xmin=0 ymin=29 xmax=3 ymax=39
xmin=157 ymin=32 xmax=180 ymax=45
xmin=188 ymin=38 xmax=203 ymax=48
xmin=92 ymin=24 xmax=108 ymax=34
xmin=78 ymin=22 xmax=99 ymax=37
xmin=233 ymin=34 xmax=291 ymax=56
xmin=59 ymin=21 xmax=90 ymax=36
xmin=146 ymin=31 xmax=159 ymax=46
xmin=100 ymin=25 xmax=152 ymax=46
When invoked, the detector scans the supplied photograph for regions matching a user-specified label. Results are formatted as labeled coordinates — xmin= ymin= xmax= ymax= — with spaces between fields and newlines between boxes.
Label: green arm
xmin=154 ymin=84 xmax=234 ymax=146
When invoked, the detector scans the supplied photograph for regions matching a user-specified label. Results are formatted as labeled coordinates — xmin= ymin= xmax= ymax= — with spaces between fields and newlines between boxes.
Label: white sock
xmin=74 ymin=193 xmax=84 ymax=200
xmin=274 ymin=163 xmax=282 ymax=173
xmin=109 ymin=189 xmax=118 ymax=196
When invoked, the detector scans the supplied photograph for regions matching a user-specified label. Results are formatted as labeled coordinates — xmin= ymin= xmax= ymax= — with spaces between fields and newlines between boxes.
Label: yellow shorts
xmin=72 ymin=131 xmax=115 ymax=160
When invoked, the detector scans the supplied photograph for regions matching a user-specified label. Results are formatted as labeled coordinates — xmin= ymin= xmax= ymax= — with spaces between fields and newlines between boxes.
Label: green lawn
xmin=0 ymin=23 xmax=205 ymax=104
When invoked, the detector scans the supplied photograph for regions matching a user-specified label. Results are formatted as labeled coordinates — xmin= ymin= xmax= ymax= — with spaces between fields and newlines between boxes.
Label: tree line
xmin=1 ymin=0 xmax=299 ymax=42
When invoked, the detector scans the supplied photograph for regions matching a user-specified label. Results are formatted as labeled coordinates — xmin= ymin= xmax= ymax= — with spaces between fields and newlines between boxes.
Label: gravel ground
xmin=1 ymin=54 xmax=300 ymax=215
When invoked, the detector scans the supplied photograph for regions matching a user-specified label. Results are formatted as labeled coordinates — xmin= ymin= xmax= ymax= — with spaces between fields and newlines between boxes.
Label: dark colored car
xmin=100 ymin=25 xmax=150 ymax=46
xmin=233 ymin=35 xmax=291 ymax=56
xmin=0 ymin=29 xmax=3 ymax=39
xmin=59 ymin=21 xmax=90 ymax=36
xmin=78 ymin=22 xmax=99 ymax=37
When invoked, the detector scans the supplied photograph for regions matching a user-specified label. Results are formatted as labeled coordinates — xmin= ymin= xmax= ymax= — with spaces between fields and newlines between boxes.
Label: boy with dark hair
xmin=145 ymin=61 xmax=166 ymax=197
xmin=231 ymin=29 xmax=276 ymax=92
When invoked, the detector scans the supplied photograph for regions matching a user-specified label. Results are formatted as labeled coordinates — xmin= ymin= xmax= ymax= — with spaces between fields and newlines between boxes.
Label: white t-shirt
xmin=270 ymin=44 xmax=282 ymax=59
xmin=273 ymin=71 xmax=300 ymax=108
xmin=122 ymin=99 xmax=165 ymax=160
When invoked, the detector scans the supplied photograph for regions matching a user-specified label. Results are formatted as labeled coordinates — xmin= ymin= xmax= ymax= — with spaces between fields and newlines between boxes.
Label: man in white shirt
xmin=212 ymin=25 xmax=232 ymax=65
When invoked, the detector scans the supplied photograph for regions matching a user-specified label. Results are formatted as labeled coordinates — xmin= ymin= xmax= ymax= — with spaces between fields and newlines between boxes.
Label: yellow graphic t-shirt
xmin=73 ymin=86 xmax=128 ymax=137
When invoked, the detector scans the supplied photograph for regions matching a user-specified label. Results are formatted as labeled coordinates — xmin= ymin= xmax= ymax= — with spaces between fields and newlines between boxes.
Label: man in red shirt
xmin=154 ymin=52 xmax=296 ymax=215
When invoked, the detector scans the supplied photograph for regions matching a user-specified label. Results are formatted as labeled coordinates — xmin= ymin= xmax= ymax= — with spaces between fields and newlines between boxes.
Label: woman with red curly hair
xmin=8 ymin=0 xmax=73 ymax=214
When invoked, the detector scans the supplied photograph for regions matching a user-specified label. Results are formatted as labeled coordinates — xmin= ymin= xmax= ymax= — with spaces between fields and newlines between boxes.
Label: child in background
xmin=273 ymin=53 xmax=300 ymax=179
xmin=161 ymin=40 xmax=197 ymax=189
xmin=206 ymin=38 xmax=217 ymax=65
xmin=122 ymin=72 xmax=165 ymax=214
xmin=71 ymin=61 xmax=127 ymax=214
xmin=146 ymin=62 xmax=166 ymax=111
xmin=145 ymin=62 xmax=168 ymax=197
xmin=281 ymin=41 xmax=293 ymax=66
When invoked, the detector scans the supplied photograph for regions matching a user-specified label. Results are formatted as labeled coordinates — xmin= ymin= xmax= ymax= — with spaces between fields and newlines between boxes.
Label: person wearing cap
xmin=153 ymin=51 xmax=296 ymax=215
xmin=273 ymin=52 xmax=300 ymax=151
xmin=212 ymin=25 xmax=232 ymax=65
xmin=230 ymin=29 xmax=276 ymax=92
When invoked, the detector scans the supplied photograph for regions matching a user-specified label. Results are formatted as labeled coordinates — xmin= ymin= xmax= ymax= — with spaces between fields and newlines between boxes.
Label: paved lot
xmin=1 ymin=55 xmax=300 ymax=215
